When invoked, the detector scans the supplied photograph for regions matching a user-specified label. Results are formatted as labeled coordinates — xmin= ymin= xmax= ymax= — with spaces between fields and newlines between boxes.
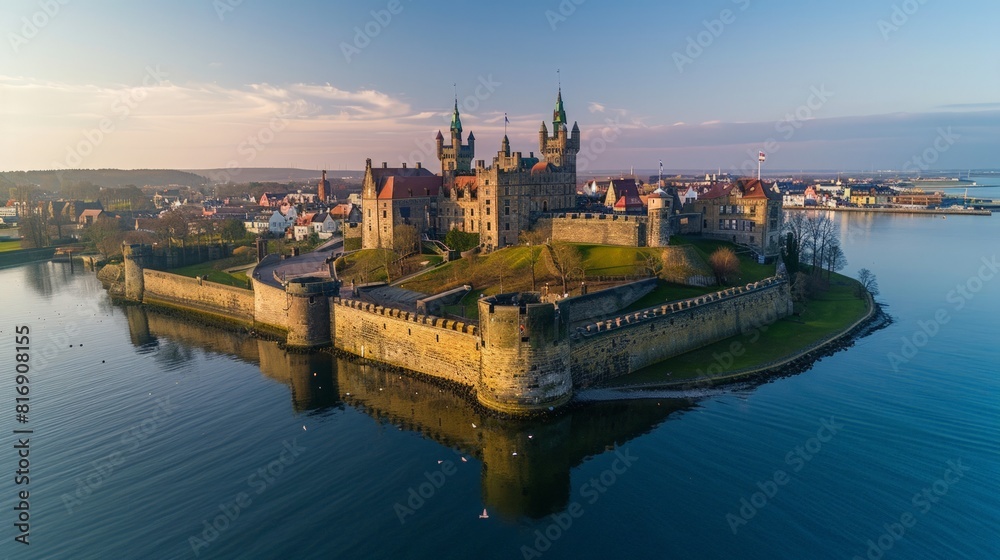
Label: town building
xmin=683 ymin=178 xmax=784 ymax=259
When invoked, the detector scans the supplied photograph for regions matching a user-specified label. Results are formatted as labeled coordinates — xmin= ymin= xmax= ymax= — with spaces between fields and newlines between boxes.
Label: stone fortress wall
xmin=120 ymin=243 xmax=792 ymax=414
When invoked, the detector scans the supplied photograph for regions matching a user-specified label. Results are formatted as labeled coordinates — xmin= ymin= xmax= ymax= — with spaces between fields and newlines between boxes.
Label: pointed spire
xmin=450 ymin=98 xmax=462 ymax=133
xmin=553 ymin=87 xmax=567 ymax=128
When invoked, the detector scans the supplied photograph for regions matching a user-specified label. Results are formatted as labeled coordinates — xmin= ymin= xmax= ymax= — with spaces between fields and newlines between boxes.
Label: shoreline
xmin=593 ymin=293 xmax=889 ymax=395
xmin=784 ymin=206 xmax=991 ymax=216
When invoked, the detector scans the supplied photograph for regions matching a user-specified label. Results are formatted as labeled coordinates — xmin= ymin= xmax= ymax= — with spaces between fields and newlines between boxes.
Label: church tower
xmin=436 ymin=99 xmax=475 ymax=174
xmin=539 ymin=88 xmax=580 ymax=170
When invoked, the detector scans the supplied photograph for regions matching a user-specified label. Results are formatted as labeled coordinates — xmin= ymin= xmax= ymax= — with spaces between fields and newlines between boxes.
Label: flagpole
xmin=758 ymin=149 xmax=762 ymax=181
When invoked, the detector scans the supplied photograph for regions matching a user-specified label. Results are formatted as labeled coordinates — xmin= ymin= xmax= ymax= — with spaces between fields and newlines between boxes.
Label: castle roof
xmin=530 ymin=161 xmax=555 ymax=175
xmin=377 ymin=176 xmax=442 ymax=200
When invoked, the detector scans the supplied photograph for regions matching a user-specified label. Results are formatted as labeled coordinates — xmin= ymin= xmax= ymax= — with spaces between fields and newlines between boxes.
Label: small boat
xmin=479 ymin=509 xmax=489 ymax=519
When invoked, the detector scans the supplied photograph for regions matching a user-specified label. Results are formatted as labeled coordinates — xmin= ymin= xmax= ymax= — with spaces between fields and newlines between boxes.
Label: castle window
xmin=486 ymin=207 xmax=491 ymax=216
xmin=505 ymin=187 xmax=510 ymax=196
xmin=487 ymin=222 xmax=491 ymax=231
xmin=505 ymin=223 xmax=510 ymax=231
xmin=382 ymin=210 xmax=387 ymax=219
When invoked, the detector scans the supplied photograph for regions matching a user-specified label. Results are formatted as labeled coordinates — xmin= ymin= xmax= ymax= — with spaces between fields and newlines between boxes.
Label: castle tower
xmin=284 ymin=276 xmax=340 ymax=349
xmin=646 ymin=188 xmax=672 ymax=248
xmin=477 ymin=293 xmax=572 ymax=413
xmin=437 ymin=100 xmax=474 ymax=174
xmin=539 ymin=88 xmax=580 ymax=170
xmin=122 ymin=243 xmax=149 ymax=302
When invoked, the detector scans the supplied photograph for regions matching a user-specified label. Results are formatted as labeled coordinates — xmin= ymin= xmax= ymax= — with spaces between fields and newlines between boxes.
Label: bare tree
xmin=857 ymin=268 xmax=879 ymax=298
xmin=642 ymin=251 xmax=664 ymax=278
xmin=549 ymin=242 xmax=582 ymax=294
xmin=393 ymin=224 xmax=420 ymax=257
xmin=519 ymin=230 xmax=544 ymax=290
xmin=824 ymin=242 xmax=847 ymax=279
xmin=708 ymin=247 xmax=741 ymax=285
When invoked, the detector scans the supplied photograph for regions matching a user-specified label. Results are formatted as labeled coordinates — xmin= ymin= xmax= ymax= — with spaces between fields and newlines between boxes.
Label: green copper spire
xmin=553 ymin=88 xmax=567 ymax=128
xmin=451 ymin=98 xmax=462 ymax=133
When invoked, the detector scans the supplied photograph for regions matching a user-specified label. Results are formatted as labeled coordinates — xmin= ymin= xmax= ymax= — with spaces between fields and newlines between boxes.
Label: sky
xmin=2 ymin=0 xmax=999 ymax=175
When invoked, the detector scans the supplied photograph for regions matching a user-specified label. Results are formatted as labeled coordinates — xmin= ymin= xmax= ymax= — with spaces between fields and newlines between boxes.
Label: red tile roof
xmin=377 ymin=176 xmax=442 ymax=200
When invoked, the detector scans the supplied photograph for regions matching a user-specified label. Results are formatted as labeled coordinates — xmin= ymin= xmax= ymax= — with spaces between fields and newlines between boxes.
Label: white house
xmin=268 ymin=206 xmax=297 ymax=235
xmin=309 ymin=212 xmax=338 ymax=234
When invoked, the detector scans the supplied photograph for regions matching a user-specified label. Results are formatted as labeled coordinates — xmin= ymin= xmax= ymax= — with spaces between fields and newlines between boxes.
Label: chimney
xmin=415 ymin=162 xmax=422 ymax=169
xmin=402 ymin=162 xmax=407 ymax=169
xmin=382 ymin=162 xmax=388 ymax=168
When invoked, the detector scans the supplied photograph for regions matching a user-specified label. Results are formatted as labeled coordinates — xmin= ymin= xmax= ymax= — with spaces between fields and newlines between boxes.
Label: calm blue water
xmin=0 ymin=211 xmax=997 ymax=560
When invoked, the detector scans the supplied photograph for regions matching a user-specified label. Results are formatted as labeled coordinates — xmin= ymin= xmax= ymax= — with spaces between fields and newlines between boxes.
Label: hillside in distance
xmin=186 ymin=168 xmax=362 ymax=183
xmin=0 ymin=169 xmax=207 ymax=191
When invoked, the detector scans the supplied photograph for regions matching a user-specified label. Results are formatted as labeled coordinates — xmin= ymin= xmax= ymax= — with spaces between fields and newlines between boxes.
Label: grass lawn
xmin=576 ymin=244 xmax=661 ymax=277
xmin=336 ymin=249 xmax=393 ymax=284
xmin=670 ymin=235 xmax=775 ymax=284
xmin=400 ymin=245 xmax=551 ymax=295
xmin=170 ymin=262 xmax=249 ymax=288
xmin=604 ymin=274 xmax=870 ymax=386
xmin=0 ymin=240 xmax=22 ymax=252
xmin=621 ymin=280 xmax=719 ymax=314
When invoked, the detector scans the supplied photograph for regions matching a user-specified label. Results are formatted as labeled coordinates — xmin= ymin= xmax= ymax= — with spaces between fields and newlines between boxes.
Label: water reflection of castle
xmin=125 ymin=306 xmax=691 ymax=519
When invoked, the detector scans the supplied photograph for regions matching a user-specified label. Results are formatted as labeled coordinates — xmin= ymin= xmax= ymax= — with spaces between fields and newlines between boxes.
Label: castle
xmin=361 ymin=89 xmax=581 ymax=251
xmin=119 ymin=244 xmax=792 ymax=415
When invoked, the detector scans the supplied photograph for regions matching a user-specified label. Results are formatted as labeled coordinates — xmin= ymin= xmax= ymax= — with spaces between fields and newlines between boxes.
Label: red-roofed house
xmin=361 ymin=159 xmax=441 ymax=249
xmin=683 ymin=178 xmax=784 ymax=258
xmin=603 ymin=178 xmax=641 ymax=211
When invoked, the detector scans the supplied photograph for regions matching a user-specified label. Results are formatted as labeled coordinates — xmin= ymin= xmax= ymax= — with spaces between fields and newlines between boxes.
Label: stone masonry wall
xmin=569 ymin=279 xmax=791 ymax=386
xmin=558 ymin=278 xmax=658 ymax=325
xmin=333 ymin=298 xmax=480 ymax=387
xmin=252 ymin=279 xmax=290 ymax=333
xmin=142 ymin=270 xmax=255 ymax=323
xmin=548 ymin=214 xmax=647 ymax=247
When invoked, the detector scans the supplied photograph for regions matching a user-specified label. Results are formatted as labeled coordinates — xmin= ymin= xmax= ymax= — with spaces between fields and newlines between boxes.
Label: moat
xmin=1 ymin=212 xmax=997 ymax=559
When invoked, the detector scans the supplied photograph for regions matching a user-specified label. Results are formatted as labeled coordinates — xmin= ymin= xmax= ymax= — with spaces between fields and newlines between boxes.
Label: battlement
xmin=333 ymin=297 xmax=478 ymax=336
xmin=574 ymin=276 xmax=787 ymax=338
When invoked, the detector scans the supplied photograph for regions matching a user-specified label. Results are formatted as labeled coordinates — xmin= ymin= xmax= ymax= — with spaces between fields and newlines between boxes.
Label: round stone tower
xmin=477 ymin=293 xmax=572 ymax=414
xmin=284 ymin=276 xmax=340 ymax=349
xmin=122 ymin=243 xmax=149 ymax=302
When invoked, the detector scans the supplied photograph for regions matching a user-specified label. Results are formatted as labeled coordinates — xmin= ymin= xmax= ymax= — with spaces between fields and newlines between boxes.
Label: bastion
xmin=118 ymin=243 xmax=793 ymax=414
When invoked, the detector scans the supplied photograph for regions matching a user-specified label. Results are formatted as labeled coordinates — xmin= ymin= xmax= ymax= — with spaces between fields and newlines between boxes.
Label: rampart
xmin=142 ymin=270 xmax=255 ymax=324
xmin=118 ymin=243 xmax=794 ymax=414
xmin=332 ymin=298 xmax=480 ymax=387
xmin=558 ymin=278 xmax=657 ymax=325
xmin=569 ymin=277 xmax=792 ymax=386
xmin=547 ymin=213 xmax=647 ymax=247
